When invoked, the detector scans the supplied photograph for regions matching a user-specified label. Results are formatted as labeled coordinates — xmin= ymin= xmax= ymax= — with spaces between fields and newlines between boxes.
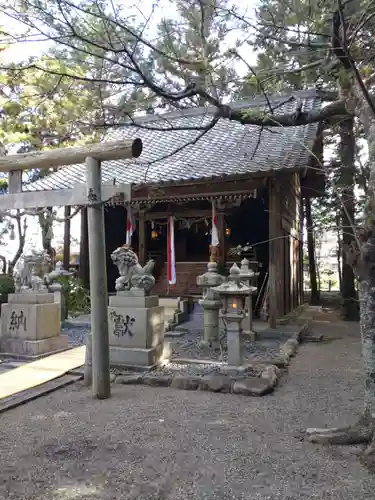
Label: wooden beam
xmin=138 ymin=211 xmax=146 ymax=265
xmin=133 ymin=178 xmax=262 ymax=201
xmin=79 ymin=207 xmax=90 ymax=288
xmin=145 ymin=210 xmax=212 ymax=220
xmin=63 ymin=206 xmax=71 ymax=271
xmin=217 ymin=212 xmax=226 ymax=267
xmin=0 ymin=183 xmax=131 ymax=210
xmin=268 ymin=179 xmax=280 ymax=328
xmin=0 ymin=139 xmax=142 ymax=172
xmin=8 ymin=170 xmax=22 ymax=194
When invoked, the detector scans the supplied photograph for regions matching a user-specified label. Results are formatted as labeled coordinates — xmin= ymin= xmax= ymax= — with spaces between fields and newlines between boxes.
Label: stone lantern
xmin=197 ymin=261 xmax=225 ymax=346
xmin=213 ymin=264 xmax=251 ymax=367
xmin=239 ymin=257 xmax=258 ymax=340
xmin=46 ymin=262 xmax=74 ymax=320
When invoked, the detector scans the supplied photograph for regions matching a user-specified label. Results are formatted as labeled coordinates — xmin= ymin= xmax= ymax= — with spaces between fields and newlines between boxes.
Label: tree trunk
xmin=359 ymin=275 xmax=375 ymax=419
xmin=336 ymin=214 xmax=343 ymax=291
xmin=304 ymin=84 xmax=375 ymax=469
xmin=39 ymin=206 xmax=55 ymax=268
xmin=339 ymin=117 xmax=359 ymax=320
xmin=305 ymin=196 xmax=320 ymax=304
xmin=8 ymin=211 xmax=26 ymax=273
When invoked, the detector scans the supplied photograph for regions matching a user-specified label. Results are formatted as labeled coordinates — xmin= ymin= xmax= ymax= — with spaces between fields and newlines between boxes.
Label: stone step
xmin=159 ymin=298 xmax=179 ymax=308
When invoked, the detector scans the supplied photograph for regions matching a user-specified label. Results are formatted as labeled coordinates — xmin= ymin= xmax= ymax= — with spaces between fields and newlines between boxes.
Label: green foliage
xmin=56 ymin=276 xmax=90 ymax=318
xmin=0 ymin=274 xmax=14 ymax=305
xmin=0 ymin=59 xmax=103 ymax=150
xmin=154 ymin=0 xmax=239 ymax=103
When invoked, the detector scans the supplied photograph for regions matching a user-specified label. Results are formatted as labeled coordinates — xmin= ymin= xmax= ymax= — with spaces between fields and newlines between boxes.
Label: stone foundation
xmin=0 ymin=292 xmax=68 ymax=358
xmin=109 ymin=343 xmax=167 ymax=370
xmin=1 ymin=335 xmax=68 ymax=357
xmin=108 ymin=290 xmax=166 ymax=369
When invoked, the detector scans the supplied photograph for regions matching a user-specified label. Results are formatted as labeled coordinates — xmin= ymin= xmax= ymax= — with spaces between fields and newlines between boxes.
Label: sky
xmin=0 ymin=0 xmax=259 ymax=263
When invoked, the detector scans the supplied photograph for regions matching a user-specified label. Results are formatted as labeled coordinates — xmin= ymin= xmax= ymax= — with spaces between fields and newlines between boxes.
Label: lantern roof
xmin=213 ymin=264 xmax=251 ymax=296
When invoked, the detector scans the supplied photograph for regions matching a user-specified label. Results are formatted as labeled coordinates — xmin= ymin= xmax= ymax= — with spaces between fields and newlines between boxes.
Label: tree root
xmin=305 ymin=414 xmax=374 ymax=445
xmin=305 ymin=414 xmax=375 ymax=471
xmin=361 ymin=434 xmax=375 ymax=472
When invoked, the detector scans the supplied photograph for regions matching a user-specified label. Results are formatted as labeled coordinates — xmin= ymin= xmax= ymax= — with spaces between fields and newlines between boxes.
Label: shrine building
xmin=25 ymin=89 xmax=325 ymax=326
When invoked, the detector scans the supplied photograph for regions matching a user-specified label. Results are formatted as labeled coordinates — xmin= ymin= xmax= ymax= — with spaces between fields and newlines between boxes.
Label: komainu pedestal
xmin=108 ymin=246 xmax=165 ymax=368
xmin=0 ymin=292 xmax=68 ymax=357
xmin=108 ymin=290 xmax=165 ymax=368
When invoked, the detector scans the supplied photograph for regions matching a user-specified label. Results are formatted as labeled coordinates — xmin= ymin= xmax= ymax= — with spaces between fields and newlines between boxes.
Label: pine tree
xmin=154 ymin=0 xmax=239 ymax=107
xmin=240 ymin=0 xmax=360 ymax=319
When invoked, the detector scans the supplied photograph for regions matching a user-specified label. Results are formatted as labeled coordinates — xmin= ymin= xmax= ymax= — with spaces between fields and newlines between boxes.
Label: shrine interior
xmin=104 ymin=187 xmax=270 ymax=315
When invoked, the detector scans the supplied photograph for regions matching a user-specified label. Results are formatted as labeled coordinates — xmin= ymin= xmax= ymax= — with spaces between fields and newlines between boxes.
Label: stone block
xmin=1 ymin=302 xmax=61 ymax=341
xmin=109 ymin=294 xmax=159 ymax=308
xmin=108 ymin=305 xmax=164 ymax=349
xmin=109 ymin=342 xmax=164 ymax=368
xmin=115 ymin=374 xmax=144 ymax=385
xmin=8 ymin=292 xmax=54 ymax=304
xmin=117 ymin=289 xmax=147 ymax=298
xmin=142 ymin=375 xmax=172 ymax=387
xmin=178 ymin=298 xmax=189 ymax=316
xmin=232 ymin=378 xmax=274 ymax=396
xmin=1 ymin=335 xmax=68 ymax=357
xmin=227 ymin=329 xmax=244 ymax=367
xmin=200 ymin=374 xmax=231 ymax=392
xmin=170 ymin=376 xmax=201 ymax=391
xmin=260 ymin=365 xmax=280 ymax=387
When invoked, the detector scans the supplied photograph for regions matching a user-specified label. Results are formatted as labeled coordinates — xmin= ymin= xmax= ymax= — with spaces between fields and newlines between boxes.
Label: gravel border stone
xmin=112 ymin=360 xmax=283 ymax=396
xmin=109 ymin=322 xmax=308 ymax=397
xmin=59 ymin=309 xmax=310 ymax=396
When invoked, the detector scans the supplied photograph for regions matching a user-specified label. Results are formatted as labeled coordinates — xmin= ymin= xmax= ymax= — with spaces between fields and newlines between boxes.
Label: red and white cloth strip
xmin=211 ymin=200 xmax=219 ymax=247
xmin=125 ymin=203 xmax=135 ymax=245
xmin=167 ymin=215 xmax=176 ymax=285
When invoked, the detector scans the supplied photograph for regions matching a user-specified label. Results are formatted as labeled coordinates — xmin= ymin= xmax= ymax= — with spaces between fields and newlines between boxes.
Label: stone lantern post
xmin=196 ymin=261 xmax=225 ymax=346
xmin=213 ymin=264 xmax=251 ymax=367
xmin=46 ymin=261 xmax=74 ymax=320
xmin=239 ymin=257 xmax=258 ymax=340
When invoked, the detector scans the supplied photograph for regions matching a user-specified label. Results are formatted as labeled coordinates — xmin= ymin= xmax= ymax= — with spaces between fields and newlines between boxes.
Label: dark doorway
xmin=104 ymin=205 xmax=127 ymax=293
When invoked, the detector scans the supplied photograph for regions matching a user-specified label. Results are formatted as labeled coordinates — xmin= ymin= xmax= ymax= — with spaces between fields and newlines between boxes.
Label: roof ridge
xmin=118 ymin=89 xmax=320 ymax=125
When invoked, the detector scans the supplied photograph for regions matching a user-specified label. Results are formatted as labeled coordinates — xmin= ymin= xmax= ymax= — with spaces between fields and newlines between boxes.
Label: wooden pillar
xmin=138 ymin=210 xmax=147 ymax=265
xmin=63 ymin=206 xmax=71 ymax=270
xmin=298 ymin=195 xmax=305 ymax=304
xmin=217 ymin=211 xmax=226 ymax=268
xmin=268 ymin=179 xmax=280 ymax=328
xmin=79 ymin=207 xmax=90 ymax=288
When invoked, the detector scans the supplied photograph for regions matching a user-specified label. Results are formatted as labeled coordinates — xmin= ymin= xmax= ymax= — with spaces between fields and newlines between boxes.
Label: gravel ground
xmin=0 ymin=320 xmax=374 ymax=500
xmin=117 ymin=361 xmax=262 ymax=378
xmin=168 ymin=332 xmax=284 ymax=363
xmin=63 ymin=305 xmax=286 ymax=363
xmin=61 ymin=324 xmax=90 ymax=347
xmin=167 ymin=305 xmax=285 ymax=362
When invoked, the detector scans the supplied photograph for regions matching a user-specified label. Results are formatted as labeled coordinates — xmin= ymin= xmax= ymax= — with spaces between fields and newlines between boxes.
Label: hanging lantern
xmin=151 ymin=221 xmax=159 ymax=240
xmin=225 ymin=226 xmax=231 ymax=237
xmin=8 ymin=224 xmax=15 ymax=241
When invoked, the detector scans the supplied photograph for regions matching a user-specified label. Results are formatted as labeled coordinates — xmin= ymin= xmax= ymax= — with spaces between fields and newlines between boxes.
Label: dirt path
xmin=0 ymin=321 xmax=373 ymax=500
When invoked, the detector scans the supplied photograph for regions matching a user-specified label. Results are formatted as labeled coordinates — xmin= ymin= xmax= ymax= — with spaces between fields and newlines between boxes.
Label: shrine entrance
xmin=103 ymin=188 xmax=269 ymax=318
xmin=0 ymin=138 xmax=142 ymax=400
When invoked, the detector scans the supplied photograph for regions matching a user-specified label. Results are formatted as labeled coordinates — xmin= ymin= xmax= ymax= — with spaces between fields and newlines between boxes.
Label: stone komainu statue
xmin=110 ymin=245 xmax=155 ymax=293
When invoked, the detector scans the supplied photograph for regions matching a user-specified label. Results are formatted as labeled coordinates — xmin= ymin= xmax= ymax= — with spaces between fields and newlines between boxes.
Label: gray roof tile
xmin=24 ymin=90 xmax=321 ymax=192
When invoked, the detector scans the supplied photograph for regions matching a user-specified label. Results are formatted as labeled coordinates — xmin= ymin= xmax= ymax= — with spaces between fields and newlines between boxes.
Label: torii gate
xmin=0 ymin=138 xmax=143 ymax=400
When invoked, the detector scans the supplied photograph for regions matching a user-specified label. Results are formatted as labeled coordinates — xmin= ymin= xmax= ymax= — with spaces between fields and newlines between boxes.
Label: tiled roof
xmin=24 ymin=90 xmax=321 ymax=192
